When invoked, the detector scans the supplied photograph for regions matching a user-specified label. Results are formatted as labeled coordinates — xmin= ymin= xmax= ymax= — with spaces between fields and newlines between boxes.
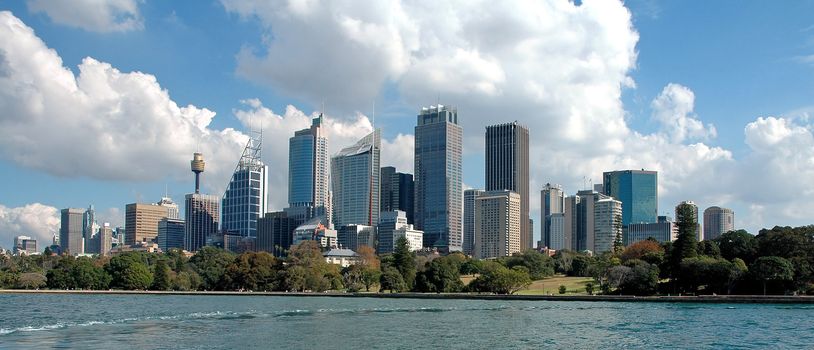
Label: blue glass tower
xmin=602 ymin=170 xmax=658 ymax=226
xmin=287 ymin=115 xmax=330 ymax=222
xmin=222 ymin=133 xmax=268 ymax=238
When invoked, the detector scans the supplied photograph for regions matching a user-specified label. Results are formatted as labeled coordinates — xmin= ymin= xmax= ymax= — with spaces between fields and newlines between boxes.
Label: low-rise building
xmin=323 ymin=249 xmax=360 ymax=268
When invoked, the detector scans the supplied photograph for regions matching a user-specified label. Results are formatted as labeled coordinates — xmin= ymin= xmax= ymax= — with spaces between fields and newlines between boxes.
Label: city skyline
xmin=2 ymin=1 xmax=814 ymax=249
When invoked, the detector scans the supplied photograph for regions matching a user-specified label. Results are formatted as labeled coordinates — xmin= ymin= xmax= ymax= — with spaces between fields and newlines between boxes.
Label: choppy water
xmin=0 ymin=294 xmax=812 ymax=349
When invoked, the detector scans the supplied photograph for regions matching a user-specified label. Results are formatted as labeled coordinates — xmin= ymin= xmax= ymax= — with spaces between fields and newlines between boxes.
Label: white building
xmin=323 ymin=249 xmax=360 ymax=268
xmin=377 ymin=210 xmax=423 ymax=254
xmin=594 ymin=198 xmax=623 ymax=254
xmin=13 ymin=235 xmax=38 ymax=255
xmin=293 ymin=216 xmax=337 ymax=249
xmin=474 ymin=190 xmax=521 ymax=259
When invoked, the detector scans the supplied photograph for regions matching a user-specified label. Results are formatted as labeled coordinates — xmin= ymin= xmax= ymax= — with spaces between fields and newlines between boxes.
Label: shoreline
xmin=1 ymin=289 xmax=812 ymax=304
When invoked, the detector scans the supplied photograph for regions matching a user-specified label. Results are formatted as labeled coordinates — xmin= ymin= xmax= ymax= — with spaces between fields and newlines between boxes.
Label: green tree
xmin=415 ymin=256 xmax=464 ymax=293
xmin=188 ymin=247 xmax=234 ymax=290
xmin=619 ymin=259 xmax=659 ymax=295
xmin=380 ymin=267 xmax=406 ymax=293
xmin=698 ymin=240 xmax=721 ymax=258
xmin=585 ymin=282 xmax=594 ymax=295
xmin=122 ymin=262 xmax=153 ymax=290
xmin=671 ymin=203 xmax=699 ymax=283
xmin=502 ymin=250 xmax=554 ymax=280
xmin=569 ymin=255 xmax=594 ymax=277
xmin=72 ymin=257 xmax=110 ymax=290
xmin=467 ymin=262 xmax=531 ymax=294
xmin=751 ymin=256 xmax=794 ymax=295
xmin=151 ymin=259 xmax=172 ymax=291
xmin=46 ymin=257 xmax=76 ymax=289
xmin=392 ymin=236 xmax=416 ymax=290
xmin=558 ymin=285 xmax=567 ymax=294
xmin=715 ymin=230 xmax=757 ymax=263
xmin=16 ymin=272 xmax=46 ymax=289
xmin=224 ymin=252 xmax=279 ymax=291
xmin=283 ymin=241 xmax=337 ymax=292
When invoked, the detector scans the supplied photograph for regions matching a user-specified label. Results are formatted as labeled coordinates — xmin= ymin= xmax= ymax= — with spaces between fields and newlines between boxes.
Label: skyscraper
xmin=602 ymin=170 xmax=658 ymax=226
xmin=336 ymin=224 xmax=375 ymax=252
xmin=287 ymin=114 xmax=330 ymax=221
xmin=463 ymin=189 xmax=484 ymax=256
xmin=414 ymin=105 xmax=463 ymax=251
xmin=257 ymin=211 xmax=301 ymax=258
xmin=331 ymin=129 xmax=380 ymax=227
xmin=125 ymin=203 xmax=170 ymax=246
xmin=593 ymin=197 xmax=623 ymax=254
xmin=157 ymin=218 xmax=185 ymax=252
xmin=474 ymin=190 xmax=521 ymax=259
xmin=563 ymin=195 xmax=580 ymax=251
xmin=380 ymin=166 xmax=415 ymax=224
xmin=82 ymin=205 xmax=97 ymax=253
xmin=576 ymin=190 xmax=612 ymax=252
xmin=97 ymin=223 xmax=113 ymax=256
xmin=222 ymin=132 xmax=268 ymax=238
xmin=541 ymin=183 xmax=564 ymax=249
xmin=485 ymin=122 xmax=530 ymax=249
xmin=548 ymin=213 xmax=566 ymax=250
xmin=158 ymin=197 xmax=180 ymax=220
xmin=184 ymin=152 xmax=220 ymax=252
xmin=60 ymin=208 xmax=85 ymax=255
xmin=703 ymin=206 xmax=734 ymax=241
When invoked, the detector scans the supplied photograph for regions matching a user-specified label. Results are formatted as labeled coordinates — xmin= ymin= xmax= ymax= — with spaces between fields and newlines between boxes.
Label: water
xmin=0 ymin=294 xmax=812 ymax=349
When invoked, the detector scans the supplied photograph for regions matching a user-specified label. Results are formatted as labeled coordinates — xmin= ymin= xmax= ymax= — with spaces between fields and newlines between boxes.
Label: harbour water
xmin=0 ymin=294 xmax=811 ymax=349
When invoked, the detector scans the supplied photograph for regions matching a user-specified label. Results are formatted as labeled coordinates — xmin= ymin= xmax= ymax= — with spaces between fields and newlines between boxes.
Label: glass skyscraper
xmin=185 ymin=193 xmax=220 ymax=252
xmin=331 ymin=129 xmax=381 ymax=227
xmin=485 ymin=122 xmax=530 ymax=249
xmin=463 ymin=189 xmax=484 ymax=256
xmin=287 ymin=115 xmax=330 ymax=221
xmin=414 ymin=105 xmax=463 ymax=251
xmin=222 ymin=135 xmax=268 ymax=238
xmin=541 ymin=183 xmax=564 ymax=249
xmin=380 ymin=166 xmax=415 ymax=224
xmin=602 ymin=170 xmax=658 ymax=226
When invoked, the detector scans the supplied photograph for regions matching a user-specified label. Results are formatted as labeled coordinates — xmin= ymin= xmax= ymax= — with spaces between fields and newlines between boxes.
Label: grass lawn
xmin=515 ymin=275 xmax=595 ymax=295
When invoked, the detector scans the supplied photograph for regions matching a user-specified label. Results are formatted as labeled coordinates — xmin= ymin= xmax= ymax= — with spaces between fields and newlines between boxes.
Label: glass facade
xmin=222 ymin=166 xmax=268 ymax=237
xmin=414 ymin=105 xmax=463 ymax=251
xmin=184 ymin=193 xmax=220 ymax=252
xmin=485 ymin=122 xmax=530 ymax=249
xmin=288 ymin=115 xmax=330 ymax=221
xmin=331 ymin=130 xmax=380 ymax=227
xmin=602 ymin=170 xmax=658 ymax=226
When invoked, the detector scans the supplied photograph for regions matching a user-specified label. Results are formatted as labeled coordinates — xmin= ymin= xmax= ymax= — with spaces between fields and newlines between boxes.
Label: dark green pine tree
xmin=392 ymin=236 xmax=416 ymax=290
xmin=671 ymin=202 xmax=699 ymax=278
xmin=151 ymin=259 xmax=171 ymax=291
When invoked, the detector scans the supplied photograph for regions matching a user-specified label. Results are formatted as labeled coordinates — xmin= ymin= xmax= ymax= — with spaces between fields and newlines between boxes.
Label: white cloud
xmin=0 ymin=11 xmax=246 ymax=193
xmin=0 ymin=203 xmax=59 ymax=250
xmin=26 ymin=0 xmax=143 ymax=32
xmin=651 ymin=83 xmax=717 ymax=143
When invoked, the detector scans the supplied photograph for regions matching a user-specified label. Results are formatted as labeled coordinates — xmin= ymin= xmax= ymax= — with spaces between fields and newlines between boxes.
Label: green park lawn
xmin=515 ymin=275 xmax=595 ymax=295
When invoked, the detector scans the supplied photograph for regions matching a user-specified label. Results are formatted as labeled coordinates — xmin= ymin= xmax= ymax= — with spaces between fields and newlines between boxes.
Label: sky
xmin=1 ymin=0 xmax=813 ymax=249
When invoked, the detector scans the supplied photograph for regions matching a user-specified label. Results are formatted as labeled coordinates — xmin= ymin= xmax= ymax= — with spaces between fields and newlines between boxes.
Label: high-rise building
xmin=602 ymin=170 xmax=658 ymax=226
xmin=257 ymin=211 xmax=301 ymax=258
xmin=485 ymin=122 xmax=530 ymax=249
xmin=626 ymin=216 xmax=677 ymax=244
xmin=563 ymin=196 xmax=580 ymax=251
xmin=82 ymin=205 xmax=97 ymax=253
xmin=158 ymin=197 xmax=180 ymax=220
xmin=703 ymin=206 xmax=734 ymax=241
xmin=60 ymin=208 xmax=85 ymax=255
xmin=222 ymin=132 xmax=268 ymax=238
xmin=474 ymin=190 xmax=521 ymax=259
xmin=331 ymin=129 xmax=380 ymax=227
xmin=676 ymin=200 xmax=702 ymax=241
xmin=336 ymin=224 xmax=375 ymax=252
xmin=594 ymin=197 xmax=623 ymax=254
xmin=463 ymin=189 xmax=484 ymax=256
xmin=377 ymin=210 xmax=423 ymax=254
xmin=184 ymin=193 xmax=220 ymax=252
xmin=548 ymin=213 xmax=566 ymax=250
xmin=125 ymin=203 xmax=170 ymax=246
xmin=414 ymin=105 xmax=463 ymax=251
xmin=96 ymin=224 xmax=113 ymax=256
xmin=380 ymin=166 xmax=415 ymax=224
xmin=541 ymin=183 xmax=564 ymax=249
xmin=288 ymin=115 xmax=330 ymax=221
xmin=157 ymin=218 xmax=185 ymax=252
xmin=13 ymin=236 xmax=37 ymax=255
xmin=185 ymin=152 xmax=220 ymax=252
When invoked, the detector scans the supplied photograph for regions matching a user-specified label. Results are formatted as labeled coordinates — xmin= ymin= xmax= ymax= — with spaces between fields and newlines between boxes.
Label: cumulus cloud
xmin=0 ymin=11 xmax=246 ymax=192
xmin=651 ymin=83 xmax=717 ymax=143
xmin=26 ymin=0 xmax=143 ymax=32
xmin=0 ymin=203 xmax=60 ymax=250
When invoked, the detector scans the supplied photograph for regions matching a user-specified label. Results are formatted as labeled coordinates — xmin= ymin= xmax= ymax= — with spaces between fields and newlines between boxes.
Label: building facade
xmin=257 ymin=211 xmax=302 ymax=258
xmin=157 ymin=218 xmax=185 ymax=252
xmin=463 ymin=189 xmax=484 ymax=256
xmin=474 ymin=190 xmax=521 ymax=259
xmin=293 ymin=216 xmax=337 ymax=249
xmin=184 ymin=193 xmax=220 ymax=252
xmin=378 ymin=210 xmax=423 ymax=254
xmin=594 ymin=198 xmax=623 ymax=254
xmin=703 ymin=206 xmax=734 ymax=240
xmin=60 ymin=208 xmax=85 ymax=255
xmin=602 ymin=170 xmax=658 ymax=226
xmin=485 ymin=122 xmax=530 ymax=249
xmin=13 ymin=236 xmax=37 ymax=255
xmin=222 ymin=134 xmax=268 ymax=238
xmin=548 ymin=213 xmax=566 ymax=250
xmin=331 ymin=129 xmax=381 ymax=227
xmin=414 ymin=105 xmax=463 ymax=251
xmin=563 ymin=196 xmax=580 ymax=251
xmin=541 ymin=183 xmax=564 ymax=249
xmin=125 ymin=203 xmax=170 ymax=246
xmin=288 ymin=115 xmax=330 ymax=221
xmin=626 ymin=216 xmax=677 ymax=244
xmin=380 ymin=166 xmax=415 ymax=224
xmin=336 ymin=224 xmax=375 ymax=252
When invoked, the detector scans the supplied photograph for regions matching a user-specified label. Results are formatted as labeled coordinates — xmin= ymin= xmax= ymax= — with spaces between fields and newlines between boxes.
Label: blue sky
xmin=0 ymin=0 xmax=813 ymax=247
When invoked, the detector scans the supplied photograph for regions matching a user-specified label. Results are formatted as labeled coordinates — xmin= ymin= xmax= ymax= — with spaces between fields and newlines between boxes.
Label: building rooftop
xmin=323 ymin=249 xmax=359 ymax=257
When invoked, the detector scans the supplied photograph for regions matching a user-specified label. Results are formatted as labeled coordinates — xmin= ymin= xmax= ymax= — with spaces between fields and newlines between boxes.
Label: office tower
xmin=331 ymin=129 xmax=381 ymax=227
xmin=703 ymin=206 xmax=734 ymax=240
xmin=602 ymin=170 xmax=658 ymax=225
xmin=257 ymin=211 xmax=301 ymax=257
xmin=626 ymin=216 xmax=677 ymax=244
xmin=336 ymin=224 xmax=375 ymax=251
xmin=377 ymin=210 xmax=423 ymax=254
xmin=676 ymin=200 xmax=702 ymax=241
xmin=293 ymin=216 xmax=337 ymax=249
xmin=82 ymin=205 xmax=98 ymax=252
xmin=541 ymin=183 xmax=564 ymax=248
xmin=222 ymin=131 xmax=268 ymax=238
xmin=414 ymin=105 xmax=463 ymax=251
xmin=157 ymin=218 xmax=185 ymax=252
xmin=60 ymin=208 xmax=85 ymax=255
xmin=485 ymin=122 xmax=530 ymax=249
xmin=593 ymin=197 xmax=623 ymax=254
xmin=185 ymin=152 xmax=220 ymax=252
xmin=13 ymin=236 xmax=37 ymax=255
xmin=548 ymin=213 xmax=566 ymax=250
xmin=95 ymin=224 xmax=113 ymax=256
xmin=474 ymin=190 xmax=521 ymax=259
xmin=463 ymin=189 xmax=485 ymax=256
xmin=125 ymin=203 xmax=170 ymax=246
xmin=576 ymin=190 xmax=612 ymax=252
xmin=380 ymin=166 xmax=415 ymax=224
xmin=158 ymin=197 xmax=180 ymax=220
xmin=288 ymin=114 xmax=330 ymax=221
xmin=563 ymin=196 xmax=580 ymax=251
